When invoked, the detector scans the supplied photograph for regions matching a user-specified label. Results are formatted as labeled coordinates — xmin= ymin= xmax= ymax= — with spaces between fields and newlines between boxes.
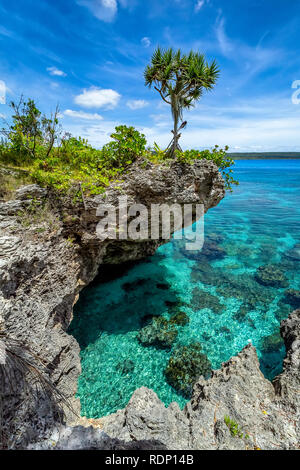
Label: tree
xmin=1 ymin=96 xmax=61 ymax=160
xmin=144 ymin=47 xmax=219 ymax=157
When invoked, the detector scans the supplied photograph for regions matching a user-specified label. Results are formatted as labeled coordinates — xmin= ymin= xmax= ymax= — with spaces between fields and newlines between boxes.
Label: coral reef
xmin=191 ymin=287 xmax=224 ymax=314
xmin=164 ymin=343 xmax=211 ymax=397
xmin=137 ymin=317 xmax=178 ymax=350
xmin=255 ymin=264 xmax=288 ymax=288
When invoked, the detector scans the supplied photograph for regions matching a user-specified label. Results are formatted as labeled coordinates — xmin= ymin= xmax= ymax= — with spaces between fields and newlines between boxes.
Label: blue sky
xmin=0 ymin=0 xmax=300 ymax=151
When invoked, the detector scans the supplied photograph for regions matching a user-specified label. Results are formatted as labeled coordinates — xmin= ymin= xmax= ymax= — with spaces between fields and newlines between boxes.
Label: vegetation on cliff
xmin=0 ymin=95 xmax=238 ymax=197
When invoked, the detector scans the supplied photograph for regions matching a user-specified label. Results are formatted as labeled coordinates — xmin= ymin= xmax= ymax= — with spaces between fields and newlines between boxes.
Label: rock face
xmin=101 ymin=313 xmax=300 ymax=450
xmin=1 ymin=160 xmax=299 ymax=450
xmin=0 ymin=160 xmax=225 ymax=448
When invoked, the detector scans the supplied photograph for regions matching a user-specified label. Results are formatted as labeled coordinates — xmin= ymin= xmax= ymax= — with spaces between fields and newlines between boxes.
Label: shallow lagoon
xmin=69 ymin=159 xmax=300 ymax=417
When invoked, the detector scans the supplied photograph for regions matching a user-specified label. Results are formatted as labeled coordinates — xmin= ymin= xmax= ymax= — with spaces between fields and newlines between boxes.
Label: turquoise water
xmin=69 ymin=159 xmax=300 ymax=418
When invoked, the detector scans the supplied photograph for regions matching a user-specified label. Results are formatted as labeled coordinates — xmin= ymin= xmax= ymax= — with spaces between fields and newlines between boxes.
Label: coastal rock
xmin=15 ymin=184 xmax=47 ymax=200
xmin=102 ymin=318 xmax=300 ymax=450
xmin=2 ymin=158 xmax=300 ymax=450
xmin=0 ymin=159 xmax=225 ymax=448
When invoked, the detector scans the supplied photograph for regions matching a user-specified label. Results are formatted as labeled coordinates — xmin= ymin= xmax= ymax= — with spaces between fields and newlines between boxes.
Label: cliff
xmin=1 ymin=160 xmax=299 ymax=450
xmin=0 ymin=159 xmax=225 ymax=448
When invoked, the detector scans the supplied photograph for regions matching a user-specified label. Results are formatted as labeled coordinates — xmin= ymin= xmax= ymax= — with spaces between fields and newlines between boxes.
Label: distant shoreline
xmin=228 ymin=152 xmax=300 ymax=159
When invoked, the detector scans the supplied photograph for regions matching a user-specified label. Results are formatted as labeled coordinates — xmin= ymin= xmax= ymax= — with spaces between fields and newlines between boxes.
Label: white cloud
xmin=76 ymin=0 xmax=130 ymax=22
xmin=195 ymin=1 xmax=205 ymax=12
xmin=0 ymin=80 xmax=6 ymax=104
xmin=126 ymin=99 xmax=149 ymax=110
xmin=144 ymin=96 xmax=300 ymax=152
xmin=47 ymin=66 xmax=67 ymax=77
xmin=141 ymin=37 xmax=151 ymax=48
xmin=64 ymin=109 xmax=103 ymax=120
xmin=74 ymin=87 xmax=121 ymax=109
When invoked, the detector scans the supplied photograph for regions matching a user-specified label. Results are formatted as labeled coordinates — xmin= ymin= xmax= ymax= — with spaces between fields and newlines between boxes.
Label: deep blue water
xmin=69 ymin=159 xmax=300 ymax=418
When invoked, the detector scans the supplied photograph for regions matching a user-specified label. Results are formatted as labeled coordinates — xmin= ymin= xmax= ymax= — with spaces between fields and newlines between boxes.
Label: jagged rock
xmin=0 ymin=199 xmax=30 ymax=216
xmin=255 ymin=264 xmax=288 ymax=288
xmin=102 ymin=320 xmax=300 ymax=450
xmin=2 ymin=159 xmax=299 ymax=450
xmin=28 ymin=424 xmax=166 ymax=450
xmin=15 ymin=184 xmax=47 ymax=200
xmin=101 ymin=387 xmax=191 ymax=450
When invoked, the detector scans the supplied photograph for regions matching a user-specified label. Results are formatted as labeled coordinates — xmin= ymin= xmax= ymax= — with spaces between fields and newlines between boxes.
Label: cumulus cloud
xmin=126 ymin=99 xmax=149 ymax=110
xmin=76 ymin=0 xmax=129 ymax=22
xmin=64 ymin=109 xmax=103 ymax=120
xmin=141 ymin=37 xmax=151 ymax=48
xmin=74 ymin=87 xmax=121 ymax=109
xmin=47 ymin=66 xmax=67 ymax=77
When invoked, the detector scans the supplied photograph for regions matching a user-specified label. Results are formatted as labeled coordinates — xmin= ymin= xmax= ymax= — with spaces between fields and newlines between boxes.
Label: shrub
xmin=101 ymin=125 xmax=147 ymax=169
xmin=175 ymin=145 xmax=239 ymax=191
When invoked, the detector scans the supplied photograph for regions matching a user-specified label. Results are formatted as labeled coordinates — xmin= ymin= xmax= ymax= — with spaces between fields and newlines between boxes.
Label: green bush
xmin=0 ymin=97 xmax=238 ymax=195
xmin=175 ymin=145 xmax=239 ymax=191
xmin=224 ymin=415 xmax=249 ymax=439
xmin=101 ymin=125 xmax=147 ymax=169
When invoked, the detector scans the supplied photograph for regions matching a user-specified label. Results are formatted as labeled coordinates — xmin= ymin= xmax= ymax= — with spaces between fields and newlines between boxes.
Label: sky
xmin=0 ymin=0 xmax=300 ymax=151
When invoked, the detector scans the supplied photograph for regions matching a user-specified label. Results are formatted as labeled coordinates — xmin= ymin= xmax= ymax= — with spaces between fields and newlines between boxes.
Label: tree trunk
xmin=166 ymin=108 xmax=182 ymax=158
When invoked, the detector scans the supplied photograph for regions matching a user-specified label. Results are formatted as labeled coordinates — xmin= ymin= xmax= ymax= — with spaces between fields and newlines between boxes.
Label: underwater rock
xmin=233 ymin=303 xmax=251 ymax=322
xmin=165 ymin=343 xmax=211 ymax=398
xmin=156 ymin=282 xmax=169 ymax=290
xmin=169 ymin=311 xmax=189 ymax=326
xmin=219 ymin=326 xmax=232 ymax=337
xmin=137 ymin=317 xmax=178 ymax=350
xmin=116 ymin=359 xmax=135 ymax=375
xmin=183 ymin=240 xmax=226 ymax=262
xmin=191 ymin=287 xmax=224 ymax=314
xmin=284 ymin=244 xmax=300 ymax=262
xmin=261 ymin=329 xmax=284 ymax=353
xmin=140 ymin=313 xmax=161 ymax=328
xmin=209 ymin=272 xmax=276 ymax=310
xmin=122 ymin=278 xmax=149 ymax=292
xmin=283 ymin=289 xmax=300 ymax=309
xmin=274 ymin=301 xmax=292 ymax=323
xmin=255 ymin=264 xmax=288 ymax=288
xmin=165 ymin=299 xmax=187 ymax=311
xmin=190 ymin=261 xmax=221 ymax=286
xmin=206 ymin=232 xmax=224 ymax=243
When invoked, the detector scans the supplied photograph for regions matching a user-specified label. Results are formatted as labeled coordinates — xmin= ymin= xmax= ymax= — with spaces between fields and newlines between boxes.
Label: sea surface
xmin=69 ymin=159 xmax=300 ymax=418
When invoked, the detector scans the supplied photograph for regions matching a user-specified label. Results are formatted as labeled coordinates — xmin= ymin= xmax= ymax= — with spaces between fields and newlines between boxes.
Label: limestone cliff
xmin=0 ymin=159 xmax=225 ymax=448
xmin=1 ymin=160 xmax=299 ymax=450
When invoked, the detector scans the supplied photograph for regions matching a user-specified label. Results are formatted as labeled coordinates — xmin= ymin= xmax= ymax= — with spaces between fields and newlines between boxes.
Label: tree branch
xmin=154 ymin=86 xmax=171 ymax=105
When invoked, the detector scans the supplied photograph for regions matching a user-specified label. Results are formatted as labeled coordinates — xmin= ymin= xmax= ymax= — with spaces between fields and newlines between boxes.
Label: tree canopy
xmin=144 ymin=47 xmax=219 ymax=157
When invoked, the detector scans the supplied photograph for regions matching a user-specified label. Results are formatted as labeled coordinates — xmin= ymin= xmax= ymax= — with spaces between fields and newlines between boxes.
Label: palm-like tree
xmin=144 ymin=47 xmax=219 ymax=157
